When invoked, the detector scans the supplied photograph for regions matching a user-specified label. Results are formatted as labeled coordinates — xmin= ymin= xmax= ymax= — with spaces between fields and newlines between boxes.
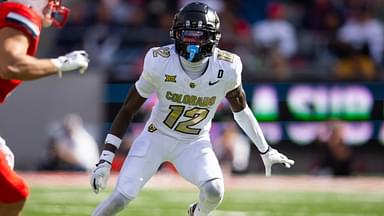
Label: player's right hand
xmin=90 ymin=161 xmax=111 ymax=194
xmin=51 ymin=50 xmax=90 ymax=75
xmin=0 ymin=137 xmax=15 ymax=170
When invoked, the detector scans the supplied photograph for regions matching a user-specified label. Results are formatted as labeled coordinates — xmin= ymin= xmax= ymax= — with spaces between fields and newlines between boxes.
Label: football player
xmin=0 ymin=0 xmax=89 ymax=215
xmin=90 ymin=2 xmax=294 ymax=216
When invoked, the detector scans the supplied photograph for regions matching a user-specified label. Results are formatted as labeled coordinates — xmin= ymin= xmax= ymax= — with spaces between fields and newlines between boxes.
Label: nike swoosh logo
xmin=208 ymin=80 xmax=220 ymax=86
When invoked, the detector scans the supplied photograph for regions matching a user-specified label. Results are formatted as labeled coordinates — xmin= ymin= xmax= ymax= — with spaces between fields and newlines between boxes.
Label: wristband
xmin=50 ymin=58 xmax=63 ymax=78
xmin=105 ymin=133 xmax=122 ymax=149
xmin=100 ymin=150 xmax=115 ymax=164
xmin=259 ymin=146 xmax=270 ymax=155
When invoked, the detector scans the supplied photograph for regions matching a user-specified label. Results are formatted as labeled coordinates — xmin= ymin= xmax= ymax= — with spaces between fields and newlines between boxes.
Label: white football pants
xmin=115 ymin=129 xmax=223 ymax=199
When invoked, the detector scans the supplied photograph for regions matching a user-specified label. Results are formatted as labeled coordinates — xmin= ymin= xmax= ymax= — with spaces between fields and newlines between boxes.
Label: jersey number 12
xmin=163 ymin=105 xmax=209 ymax=135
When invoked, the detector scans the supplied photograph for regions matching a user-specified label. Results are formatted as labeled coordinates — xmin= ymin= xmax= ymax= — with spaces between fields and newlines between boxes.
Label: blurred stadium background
xmin=1 ymin=0 xmax=384 ymax=215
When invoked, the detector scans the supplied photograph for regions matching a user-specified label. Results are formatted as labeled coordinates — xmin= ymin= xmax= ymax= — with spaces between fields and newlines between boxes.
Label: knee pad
xmin=201 ymin=178 xmax=224 ymax=203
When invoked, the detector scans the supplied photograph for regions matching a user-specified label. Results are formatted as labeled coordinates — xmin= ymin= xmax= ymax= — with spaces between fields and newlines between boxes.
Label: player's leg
xmin=91 ymin=190 xmax=131 ymax=216
xmin=188 ymin=178 xmax=224 ymax=216
xmin=92 ymin=130 xmax=171 ymax=216
xmin=0 ymin=200 xmax=26 ymax=216
xmin=173 ymin=137 xmax=224 ymax=216
xmin=0 ymin=148 xmax=29 ymax=216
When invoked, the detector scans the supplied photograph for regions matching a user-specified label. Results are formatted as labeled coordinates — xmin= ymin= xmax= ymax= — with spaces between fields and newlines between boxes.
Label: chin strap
xmin=186 ymin=44 xmax=200 ymax=61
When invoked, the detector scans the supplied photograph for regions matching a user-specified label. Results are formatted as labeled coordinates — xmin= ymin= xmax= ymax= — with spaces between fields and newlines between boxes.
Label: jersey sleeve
xmin=135 ymin=48 xmax=160 ymax=98
xmin=225 ymin=54 xmax=243 ymax=93
xmin=135 ymin=77 xmax=155 ymax=98
xmin=0 ymin=2 xmax=42 ymax=56
xmin=0 ymin=3 xmax=42 ymax=38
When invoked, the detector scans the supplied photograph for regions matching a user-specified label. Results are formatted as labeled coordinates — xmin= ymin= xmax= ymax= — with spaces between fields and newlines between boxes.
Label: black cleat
xmin=187 ymin=203 xmax=198 ymax=216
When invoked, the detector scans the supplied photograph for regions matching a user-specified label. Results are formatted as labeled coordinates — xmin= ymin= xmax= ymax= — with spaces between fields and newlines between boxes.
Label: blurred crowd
xmin=38 ymin=114 xmax=99 ymax=172
xmin=49 ymin=0 xmax=384 ymax=82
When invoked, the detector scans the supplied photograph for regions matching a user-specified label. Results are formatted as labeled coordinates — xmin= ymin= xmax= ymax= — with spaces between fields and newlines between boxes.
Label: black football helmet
xmin=170 ymin=2 xmax=221 ymax=62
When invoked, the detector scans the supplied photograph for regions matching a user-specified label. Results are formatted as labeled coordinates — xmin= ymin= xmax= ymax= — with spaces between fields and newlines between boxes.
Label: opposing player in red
xmin=0 ymin=0 xmax=89 ymax=215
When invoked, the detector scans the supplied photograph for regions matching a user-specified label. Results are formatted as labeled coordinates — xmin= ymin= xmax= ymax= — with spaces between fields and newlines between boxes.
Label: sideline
xmin=20 ymin=172 xmax=384 ymax=193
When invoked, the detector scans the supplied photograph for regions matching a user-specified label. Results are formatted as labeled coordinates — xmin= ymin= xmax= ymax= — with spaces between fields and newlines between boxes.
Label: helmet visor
xmin=176 ymin=30 xmax=209 ymax=45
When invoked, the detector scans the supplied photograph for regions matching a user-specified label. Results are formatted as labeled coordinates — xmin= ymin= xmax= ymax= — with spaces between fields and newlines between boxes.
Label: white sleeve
xmin=233 ymin=106 xmax=269 ymax=153
xmin=135 ymin=77 xmax=155 ymax=98
xmin=134 ymin=48 xmax=157 ymax=98
xmin=226 ymin=55 xmax=242 ymax=93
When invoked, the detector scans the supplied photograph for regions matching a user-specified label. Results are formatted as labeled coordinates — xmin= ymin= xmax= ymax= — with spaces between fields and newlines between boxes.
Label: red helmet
xmin=47 ymin=0 xmax=70 ymax=28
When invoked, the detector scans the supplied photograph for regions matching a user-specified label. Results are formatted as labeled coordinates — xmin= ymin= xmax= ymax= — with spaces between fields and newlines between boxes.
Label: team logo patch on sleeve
xmin=6 ymin=12 xmax=40 ymax=37
xmin=147 ymin=123 xmax=157 ymax=133
xmin=165 ymin=74 xmax=177 ymax=83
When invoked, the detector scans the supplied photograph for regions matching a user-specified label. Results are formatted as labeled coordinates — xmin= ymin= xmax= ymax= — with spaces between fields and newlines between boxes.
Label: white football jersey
xmin=135 ymin=44 xmax=242 ymax=141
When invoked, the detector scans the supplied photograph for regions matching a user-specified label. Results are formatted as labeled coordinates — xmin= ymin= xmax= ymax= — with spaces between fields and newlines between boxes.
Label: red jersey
xmin=0 ymin=2 xmax=42 ymax=103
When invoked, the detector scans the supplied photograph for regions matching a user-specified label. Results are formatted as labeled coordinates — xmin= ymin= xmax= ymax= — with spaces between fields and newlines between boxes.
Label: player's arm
xmin=101 ymin=86 xmax=147 ymax=156
xmin=0 ymin=28 xmax=89 ymax=80
xmin=226 ymin=86 xmax=269 ymax=153
xmin=91 ymin=48 xmax=156 ymax=193
xmin=226 ymin=86 xmax=294 ymax=176
xmin=90 ymin=85 xmax=147 ymax=194
xmin=97 ymin=51 xmax=156 ymax=161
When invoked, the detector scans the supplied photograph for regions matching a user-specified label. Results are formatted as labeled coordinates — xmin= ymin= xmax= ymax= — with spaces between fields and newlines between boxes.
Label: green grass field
xmin=24 ymin=186 xmax=384 ymax=216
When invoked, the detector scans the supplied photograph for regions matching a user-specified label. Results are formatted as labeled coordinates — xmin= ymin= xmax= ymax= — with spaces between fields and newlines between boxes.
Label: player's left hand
xmin=260 ymin=147 xmax=294 ymax=176
xmin=0 ymin=137 xmax=15 ymax=170
xmin=90 ymin=161 xmax=111 ymax=194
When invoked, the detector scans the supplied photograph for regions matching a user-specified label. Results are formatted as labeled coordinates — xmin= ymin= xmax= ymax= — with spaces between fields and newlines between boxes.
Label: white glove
xmin=90 ymin=161 xmax=112 ymax=194
xmin=51 ymin=50 xmax=90 ymax=77
xmin=260 ymin=147 xmax=294 ymax=176
xmin=0 ymin=137 xmax=15 ymax=170
xmin=90 ymin=150 xmax=115 ymax=194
